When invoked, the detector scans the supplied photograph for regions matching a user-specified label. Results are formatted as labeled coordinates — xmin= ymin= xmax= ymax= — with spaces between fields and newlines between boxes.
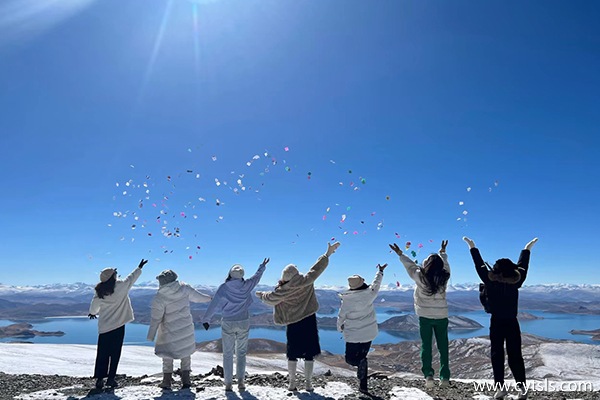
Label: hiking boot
xmin=181 ymin=370 xmax=191 ymax=389
xmin=106 ymin=378 xmax=118 ymax=388
xmin=238 ymin=383 xmax=246 ymax=392
xmin=494 ymin=389 xmax=508 ymax=399
xmin=224 ymin=383 xmax=233 ymax=392
xmin=159 ymin=372 xmax=172 ymax=389
xmin=439 ymin=379 xmax=450 ymax=388
xmin=425 ymin=376 xmax=434 ymax=389
xmin=517 ymin=387 xmax=528 ymax=399
xmin=95 ymin=378 xmax=104 ymax=389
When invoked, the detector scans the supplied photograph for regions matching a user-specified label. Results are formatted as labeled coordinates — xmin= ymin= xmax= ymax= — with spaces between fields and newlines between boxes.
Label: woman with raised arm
xmin=463 ymin=236 xmax=538 ymax=400
xmin=256 ymin=242 xmax=340 ymax=392
xmin=337 ymin=263 xmax=386 ymax=394
xmin=201 ymin=258 xmax=269 ymax=392
xmin=89 ymin=258 xmax=147 ymax=390
xmin=390 ymin=240 xmax=451 ymax=390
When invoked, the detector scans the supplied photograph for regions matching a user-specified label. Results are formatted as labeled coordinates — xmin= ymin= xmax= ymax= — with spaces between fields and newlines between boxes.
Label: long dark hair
xmin=95 ymin=275 xmax=116 ymax=299
xmin=420 ymin=254 xmax=450 ymax=296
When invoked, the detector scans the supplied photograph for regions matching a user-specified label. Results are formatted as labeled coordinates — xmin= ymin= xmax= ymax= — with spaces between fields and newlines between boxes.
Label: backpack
xmin=478 ymin=262 xmax=493 ymax=313
xmin=479 ymin=283 xmax=491 ymax=313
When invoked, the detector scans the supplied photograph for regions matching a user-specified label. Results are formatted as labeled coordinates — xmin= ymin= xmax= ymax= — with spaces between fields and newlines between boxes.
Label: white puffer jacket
xmin=398 ymin=252 xmax=450 ymax=319
xmin=147 ymin=281 xmax=211 ymax=359
xmin=337 ymin=270 xmax=383 ymax=343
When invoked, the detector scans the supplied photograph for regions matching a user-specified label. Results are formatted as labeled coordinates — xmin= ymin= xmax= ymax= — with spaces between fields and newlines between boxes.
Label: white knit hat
xmin=100 ymin=268 xmax=116 ymax=283
xmin=348 ymin=275 xmax=365 ymax=290
xmin=229 ymin=264 xmax=245 ymax=280
xmin=281 ymin=264 xmax=299 ymax=282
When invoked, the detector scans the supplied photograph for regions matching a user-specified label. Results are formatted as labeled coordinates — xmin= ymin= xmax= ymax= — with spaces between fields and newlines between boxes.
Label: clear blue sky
xmin=1 ymin=0 xmax=598 ymax=286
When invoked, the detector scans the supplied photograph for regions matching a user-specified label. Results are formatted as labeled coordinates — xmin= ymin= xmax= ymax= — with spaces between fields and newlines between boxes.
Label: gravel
xmin=1 ymin=370 xmax=597 ymax=399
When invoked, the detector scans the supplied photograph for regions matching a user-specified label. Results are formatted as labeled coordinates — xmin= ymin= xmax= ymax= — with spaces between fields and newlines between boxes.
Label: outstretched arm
xmin=517 ymin=238 xmax=537 ymax=287
xmin=463 ymin=237 xmax=489 ymax=284
xmin=302 ymin=242 xmax=340 ymax=285
xmin=390 ymin=243 xmax=420 ymax=282
xmin=246 ymin=258 xmax=269 ymax=289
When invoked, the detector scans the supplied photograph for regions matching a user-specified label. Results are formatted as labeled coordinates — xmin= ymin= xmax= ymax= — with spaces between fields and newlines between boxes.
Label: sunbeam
xmin=135 ymin=0 xmax=175 ymax=111
xmin=0 ymin=0 xmax=96 ymax=46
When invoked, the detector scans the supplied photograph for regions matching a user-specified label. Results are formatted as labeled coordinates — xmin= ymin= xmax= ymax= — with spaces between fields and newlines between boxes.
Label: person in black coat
xmin=463 ymin=237 xmax=538 ymax=400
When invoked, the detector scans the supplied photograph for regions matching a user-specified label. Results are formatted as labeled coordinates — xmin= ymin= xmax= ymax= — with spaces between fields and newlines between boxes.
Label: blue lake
xmin=1 ymin=310 xmax=599 ymax=355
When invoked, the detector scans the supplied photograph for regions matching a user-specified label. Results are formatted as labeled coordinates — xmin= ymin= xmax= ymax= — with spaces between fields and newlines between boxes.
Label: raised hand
xmin=462 ymin=237 xmax=476 ymax=249
xmin=525 ymin=237 xmax=539 ymax=251
xmin=389 ymin=243 xmax=402 ymax=256
xmin=255 ymin=291 xmax=263 ymax=298
xmin=326 ymin=242 xmax=341 ymax=257
xmin=378 ymin=263 xmax=388 ymax=272
xmin=261 ymin=258 xmax=270 ymax=267
xmin=88 ymin=314 xmax=97 ymax=320
xmin=440 ymin=240 xmax=448 ymax=253
xmin=138 ymin=259 xmax=148 ymax=269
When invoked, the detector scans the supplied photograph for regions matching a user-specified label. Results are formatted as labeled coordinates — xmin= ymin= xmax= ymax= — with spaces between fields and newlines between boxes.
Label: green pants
xmin=419 ymin=316 xmax=450 ymax=380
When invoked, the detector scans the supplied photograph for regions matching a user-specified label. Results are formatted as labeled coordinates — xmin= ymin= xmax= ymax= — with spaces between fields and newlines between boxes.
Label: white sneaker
xmin=425 ymin=376 xmax=434 ymax=389
xmin=493 ymin=389 xmax=508 ymax=399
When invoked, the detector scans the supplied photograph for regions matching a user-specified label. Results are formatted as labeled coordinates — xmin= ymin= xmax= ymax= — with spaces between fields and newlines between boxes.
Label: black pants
xmin=345 ymin=342 xmax=371 ymax=367
xmin=490 ymin=316 xmax=526 ymax=385
xmin=94 ymin=325 xmax=125 ymax=380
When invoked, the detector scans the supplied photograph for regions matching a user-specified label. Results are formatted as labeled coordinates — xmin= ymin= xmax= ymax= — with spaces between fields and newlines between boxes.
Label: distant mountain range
xmin=1 ymin=282 xmax=599 ymax=324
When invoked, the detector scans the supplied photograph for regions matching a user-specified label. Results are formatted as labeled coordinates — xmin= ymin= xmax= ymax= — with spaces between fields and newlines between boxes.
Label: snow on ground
xmin=0 ymin=343 xmax=352 ymax=378
xmin=14 ymin=383 xmax=439 ymax=400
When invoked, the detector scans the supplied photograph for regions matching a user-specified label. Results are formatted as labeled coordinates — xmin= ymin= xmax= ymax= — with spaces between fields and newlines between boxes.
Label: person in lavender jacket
xmin=201 ymin=258 xmax=269 ymax=392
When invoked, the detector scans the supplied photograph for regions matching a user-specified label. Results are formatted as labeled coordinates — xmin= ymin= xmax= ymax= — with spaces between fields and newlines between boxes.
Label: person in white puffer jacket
xmin=147 ymin=270 xmax=211 ymax=389
xmin=337 ymin=263 xmax=386 ymax=394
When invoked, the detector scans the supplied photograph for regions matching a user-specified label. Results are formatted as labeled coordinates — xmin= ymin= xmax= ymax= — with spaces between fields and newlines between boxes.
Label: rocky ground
xmin=1 ymin=369 xmax=597 ymax=400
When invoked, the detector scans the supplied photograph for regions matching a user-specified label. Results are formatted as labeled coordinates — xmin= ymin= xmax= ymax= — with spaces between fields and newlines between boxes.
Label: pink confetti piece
xmin=322 ymin=215 xmax=327 ymax=221
xmin=353 ymin=231 xmax=358 ymax=235
xmin=418 ymin=243 xmax=423 ymax=248
xmin=284 ymin=146 xmax=289 ymax=151
xmin=331 ymin=237 xmax=336 ymax=241
xmin=395 ymin=232 xmax=400 ymax=238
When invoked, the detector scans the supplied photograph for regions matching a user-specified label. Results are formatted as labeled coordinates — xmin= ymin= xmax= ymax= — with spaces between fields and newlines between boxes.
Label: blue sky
xmin=0 ymin=0 xmax=598 ymax=287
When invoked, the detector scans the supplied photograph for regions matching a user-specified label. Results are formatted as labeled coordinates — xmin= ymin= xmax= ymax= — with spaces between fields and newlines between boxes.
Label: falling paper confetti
xmin=284 ymin=146 xmax=289 ymax=151
xmin=405 ymin=241 xmax=411 ymax=250
xmin=212 ymin=156 xmax=217 ymax=161
xmin=459 ymin=201 xmax=464 ymax=206
xmin=466 ymin=187 xmax=472 ymax=192
xmin=386 ymin=196 xmax=390 ymax=200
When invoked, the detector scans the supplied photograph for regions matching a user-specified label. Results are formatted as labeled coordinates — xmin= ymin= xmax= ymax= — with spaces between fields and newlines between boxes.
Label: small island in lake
xmin=570 ymin=328 xmax=600 ymax=341
xmin=0 ymin=323 xmax=65 ymax=339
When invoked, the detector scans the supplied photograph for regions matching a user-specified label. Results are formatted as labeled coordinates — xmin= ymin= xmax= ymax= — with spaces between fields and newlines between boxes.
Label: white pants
xmin=162 ymin=356 xmax=191 ymax=373
xmin=221 ymin=319 xmax=250 ymax=385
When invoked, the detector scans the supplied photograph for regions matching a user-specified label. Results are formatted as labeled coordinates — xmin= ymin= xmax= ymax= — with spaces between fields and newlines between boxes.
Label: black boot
xmin=358 ymin=359 xmax=368 ymax=393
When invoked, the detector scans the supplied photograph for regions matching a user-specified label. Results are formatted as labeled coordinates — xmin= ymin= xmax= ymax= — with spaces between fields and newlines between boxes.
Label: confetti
xmin=285 ymin=166 xmax=291 ymax=172
xmin=396 ymin=281 xmax=400 ymax=287
xmin=462 ymin=210 xmax=468 ymax=215
xmin=353 ymin=231 xmax=358 ymax=235
xmin=386 ymin=196 xmax=390 ymax=200
xmin=459 ymin=201 xmax=464 ymax=206
xmin=360 ymin=178 xmax=366 ymax=184
xmin=331 ymin=237 xmax=336 ymax=241
xmin=341 ymin=214 xmax=347 ymax=222
xmin=405 ymin=241 xmax=411 ymax=250
xmin=284 ymin=146 xmax=289 ymax=151
xmin=466 ymin=187 xmax=472 ymax=192
xmin=418 ymin=243 xmax=423 ymax=248
xmin=395 ymin=232 xmax=400 ymax=238
xmin=212 ymin=156 xmax=217 ymax=161
xmin=411 ymin=251 xmax=417 ymax=257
